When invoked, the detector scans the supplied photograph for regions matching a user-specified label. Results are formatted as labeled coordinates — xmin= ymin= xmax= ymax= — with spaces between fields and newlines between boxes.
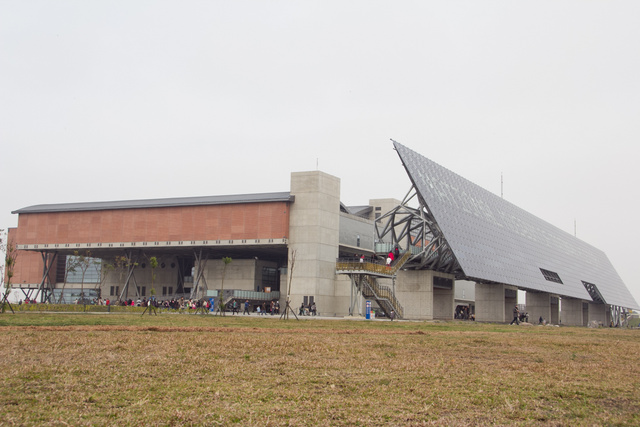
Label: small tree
xmin=142 ymin=256 xmax=158 ymax=316
xmin=95 ymin=260 xmax=115 ymax=301
xmin=112 ymin=254 xmax=137 ymax=303
xmin=280 ymin=249 xmax=299 ymax=321
xmin=149 ymin=256 xmax=158 ymax=295
xmin=74 ymin=251 xmax=95 ymax=311
xmin=1 ymin=233 xmax=18 ymax=314
xmin=218 ymin=257 xmax=232 ymax=316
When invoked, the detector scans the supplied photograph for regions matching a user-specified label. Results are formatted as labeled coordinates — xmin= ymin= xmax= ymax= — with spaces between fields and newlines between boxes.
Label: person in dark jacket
xmin=510 ymin=305 xmax=520 ymax=325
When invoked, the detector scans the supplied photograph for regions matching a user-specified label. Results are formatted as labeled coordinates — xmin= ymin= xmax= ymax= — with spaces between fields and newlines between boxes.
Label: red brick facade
xmin=10 ymin=202 xmax=291 ymax=287
xmin=7 ymin=227 xmax=52 ymax=289
xmin=14 ymin=202 xmax=290 ymax=244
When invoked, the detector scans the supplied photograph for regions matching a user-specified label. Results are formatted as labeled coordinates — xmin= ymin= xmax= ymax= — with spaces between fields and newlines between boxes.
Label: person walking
xmin=243 ymin=299 xmax=250 ymax=315
xmin=510 ymin=305 xmax=520 ymax=325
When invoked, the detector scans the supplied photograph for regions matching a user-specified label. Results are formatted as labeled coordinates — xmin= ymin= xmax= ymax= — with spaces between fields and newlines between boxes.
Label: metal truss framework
xmin=374 ymin=184 xmax=463 ymax=276
xmin=610 ymin=305 xmax=630 ymax=328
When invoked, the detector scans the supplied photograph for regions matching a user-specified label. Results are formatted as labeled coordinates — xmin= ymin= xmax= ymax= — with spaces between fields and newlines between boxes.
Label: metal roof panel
xmin=394 ymin=141 xmax=638 ymax=309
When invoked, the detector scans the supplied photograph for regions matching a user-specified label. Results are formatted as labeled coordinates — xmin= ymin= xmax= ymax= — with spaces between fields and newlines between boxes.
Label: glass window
xmin=65 ymin=256 xmax=102 ymax=284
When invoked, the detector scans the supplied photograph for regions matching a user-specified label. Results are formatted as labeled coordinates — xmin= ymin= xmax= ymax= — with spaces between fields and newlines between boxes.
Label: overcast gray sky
xmin=2 ymin=1 xmax=639 ymax=306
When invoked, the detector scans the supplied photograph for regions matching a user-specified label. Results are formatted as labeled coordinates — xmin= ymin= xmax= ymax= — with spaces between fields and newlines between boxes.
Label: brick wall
xmin=14 ymin=202 xmax=290 ymax=244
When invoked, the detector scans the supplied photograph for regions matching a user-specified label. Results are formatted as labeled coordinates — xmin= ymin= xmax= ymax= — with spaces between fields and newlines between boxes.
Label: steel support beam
xmin=118 ymin=250 xmax=141 ymax=302
xmin=190 ymin=249 xmax=209 ymax=300
xmin=375 ymin=184 xmax=462 ymax=276
xmin=38 ymin=251 xmax=58 ymax=303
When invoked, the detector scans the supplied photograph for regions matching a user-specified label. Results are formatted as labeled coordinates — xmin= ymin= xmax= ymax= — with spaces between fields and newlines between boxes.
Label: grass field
xmin=0 ymin=313 xmax=639 ymax=426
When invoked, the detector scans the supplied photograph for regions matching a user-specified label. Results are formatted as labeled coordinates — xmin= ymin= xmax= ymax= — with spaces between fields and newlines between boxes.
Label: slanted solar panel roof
xmin=394 ymin=141 xmax=638 ymax=309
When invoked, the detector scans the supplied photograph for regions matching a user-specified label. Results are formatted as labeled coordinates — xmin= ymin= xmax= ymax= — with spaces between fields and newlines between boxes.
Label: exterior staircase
xmin=336 ymin=251 xmax=409 ymax=319
xmin=336 ymin=250 xmax=411 ymax=277
xmin=359 ymin=275 xmax=404 ymax=319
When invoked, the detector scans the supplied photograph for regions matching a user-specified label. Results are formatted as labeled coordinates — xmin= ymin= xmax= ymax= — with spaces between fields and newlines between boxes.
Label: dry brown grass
xmin=0 ymin=314 xmax=639 ymax=426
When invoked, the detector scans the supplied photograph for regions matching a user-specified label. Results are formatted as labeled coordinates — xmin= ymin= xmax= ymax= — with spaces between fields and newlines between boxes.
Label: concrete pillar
xmin=475 ymin=282 xmax=506 ymax=322
xmin=526 ymin=292 xmax=551 ymax=325
xmin=561 ymin=297 xmax=583 ymax=326
xmin=288 ymin=171 xmax=342 ymax=315
xmin=434 ymin=285 xmax=454 ymax=320
xmin=588 ymin=303 xmax=607 ymax=326
xmin=505 ymin=287 xmax=518 ymax=323
xmin=395 ymin=270 xmax=434 ymax=320
xmin=550 ymin=296 xmax=560 ymax=324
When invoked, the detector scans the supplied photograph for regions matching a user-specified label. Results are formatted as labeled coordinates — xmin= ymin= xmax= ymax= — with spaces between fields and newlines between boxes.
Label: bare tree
xmin=1 ymin=231 xmax=18 ymax=314
xmin=142 ymin=256 xmax=158 ymax=316
xmin=74 ymin=251 xmax=95 ymax=311
xmin=94 ymin=259 xmax=115 ymax=300
xmin=217 ymin=257 xmax=232 ymax=316
xmin=280 ymin=249 xmax=299 ymax=320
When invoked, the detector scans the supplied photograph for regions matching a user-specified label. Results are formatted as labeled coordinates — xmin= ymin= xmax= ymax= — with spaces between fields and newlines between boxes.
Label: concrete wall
xmin=204 ymin=259 xmax=265 ymax=293
xmin=368 ymin=198 xmax=408 ymax=250
xmin=505 ymin=287 xmax=518 ymax=322
xmin=101 ymin=255 xmax=180 ymax=300
xmin=330 ymin=274 xmax=353 ymax=317
xmin=434 ymin=285 xmax=454 ymax=320
xmin=588 ymin=303 xmax=607 ymax=325
xmin=525 ymin=292 xmax=551 ymax=325
xmin=561 ymin=297 xmax=584 ymax=326
xmin=288 ymin=171 xmax=343 ymax=315
xmin=368 ymin=199 xmax=402 ymax=223
xmin=475 ymin=282 xmax=506 ymax=322
xmin=550 ymin=296 xmax=560 ymax=324
xmin=454 ymin=280 xmax=475 ymax=302
xmin=395 ymin=270 xmax=433 ymax=320
xmin=339 ymin=212 xmax=374 ymax=252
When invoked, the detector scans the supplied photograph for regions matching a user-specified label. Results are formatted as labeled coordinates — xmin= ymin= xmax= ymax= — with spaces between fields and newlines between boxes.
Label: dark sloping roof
xmin=394 ymin=141 xmax=638 ymax=310
xmin=342 ymin=205 xmax=373 ymax=219
xmin=12 ymin=192 xmax=294 ymax=214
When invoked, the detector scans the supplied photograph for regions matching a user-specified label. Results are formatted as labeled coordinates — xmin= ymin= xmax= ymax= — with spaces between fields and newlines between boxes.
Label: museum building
xmin=8 ymin=142 xmax=638 ymax=325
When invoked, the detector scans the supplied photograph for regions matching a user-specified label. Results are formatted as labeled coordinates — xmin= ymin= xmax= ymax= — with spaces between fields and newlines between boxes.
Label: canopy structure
xmin=393 ymin=140 xmax=638 ymax=310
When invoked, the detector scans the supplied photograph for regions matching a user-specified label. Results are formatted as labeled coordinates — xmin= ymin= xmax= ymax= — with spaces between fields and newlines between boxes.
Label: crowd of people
xmin=299 ymin=301 xmax=317 ymax=316
xmin=348 ymin=246 xmax=402 ymax=268
xmin=454 ymin=305 xmax=475 ymax=320
xmin=59 ymin=296 xmax=285 ymax=315
xmin=15 ymin=296 xmax=290 ymax=316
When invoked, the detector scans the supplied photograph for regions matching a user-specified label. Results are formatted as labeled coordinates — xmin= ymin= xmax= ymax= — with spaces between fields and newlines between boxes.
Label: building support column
xmin=119 ymin=250 xmax=141 ymax=302
xmin=191 ymin=249 xmax=209 ymax=300
xmin=504 ymin=287 xmax=518 ymax=322
xmin=588 ymin=303 xmax=607 ymax=326
xmin=561 ymin=297 xmax=584 ymax=326
xmin=475 ymin=282 xmax=506 ymax=323
xmin=526 ymin=291 xmax=551 ymax=325
xmin=550 ymin=296 xmax=560 ymax=324
xmin=348 ymin=275 xmax=363 ymax=316
xmin=433 ymin=283 xmax=454 ymax=320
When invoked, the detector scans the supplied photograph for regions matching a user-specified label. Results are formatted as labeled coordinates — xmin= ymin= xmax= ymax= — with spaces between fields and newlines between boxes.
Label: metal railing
xmin=232 ymin=290 xmax=280 ymax=301
xmin=361 ymin=276 xmax=404 ymax=319
xmin=336 ymin=250 xmax=411 ymax=277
